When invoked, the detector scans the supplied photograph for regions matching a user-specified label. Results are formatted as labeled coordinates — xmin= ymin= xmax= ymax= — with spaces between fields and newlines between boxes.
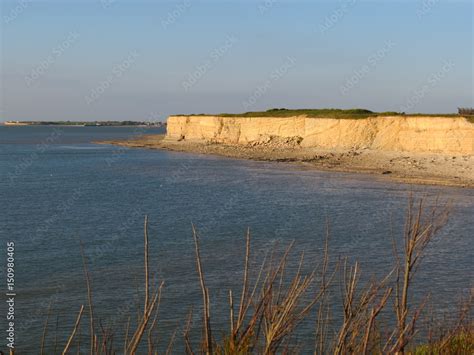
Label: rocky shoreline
xmin=97 ymin=134 xmax=474 ymax=188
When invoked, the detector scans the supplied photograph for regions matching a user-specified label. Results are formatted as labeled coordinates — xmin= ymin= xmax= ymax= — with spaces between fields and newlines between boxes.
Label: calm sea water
xmin=0 ymin=126 xmax=473 ymax=353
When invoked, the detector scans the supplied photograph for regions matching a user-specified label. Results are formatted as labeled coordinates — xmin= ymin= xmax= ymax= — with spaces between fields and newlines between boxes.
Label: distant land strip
xmin=2 ymin=120 xmax=166 ymax=127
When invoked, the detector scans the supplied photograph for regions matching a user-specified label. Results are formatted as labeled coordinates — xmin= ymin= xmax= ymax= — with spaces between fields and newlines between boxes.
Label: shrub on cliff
xmin=459 ymin=107 xmax=474 ymax=116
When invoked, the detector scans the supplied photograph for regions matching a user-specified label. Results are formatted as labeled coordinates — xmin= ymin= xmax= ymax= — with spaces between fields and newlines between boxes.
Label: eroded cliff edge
xmin=99 ymin=114 xmax=474 ymax=187
xmin=166 ymin=115 xmax=474 ymax=155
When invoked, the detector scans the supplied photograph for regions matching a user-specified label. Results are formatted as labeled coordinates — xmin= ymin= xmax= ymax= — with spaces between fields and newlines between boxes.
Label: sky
xmin=0 ymin=0 xmax=472 ymax=121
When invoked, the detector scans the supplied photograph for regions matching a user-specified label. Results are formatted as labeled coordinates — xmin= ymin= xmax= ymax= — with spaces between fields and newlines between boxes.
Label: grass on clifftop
xmin=175 ymin=108 xmax=464 ymax=120
xmin=222 ymin=108 xmax=397 ymax=119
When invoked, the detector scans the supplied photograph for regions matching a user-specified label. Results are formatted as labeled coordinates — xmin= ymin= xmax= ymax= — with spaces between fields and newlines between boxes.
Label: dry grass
xmin=38 ymin=197 xmax=472 ymax=354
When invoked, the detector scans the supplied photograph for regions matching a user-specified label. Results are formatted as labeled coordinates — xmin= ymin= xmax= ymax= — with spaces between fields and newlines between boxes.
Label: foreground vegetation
xmin=175 ymin=108 xmax=465 ymax=120
xmin=38 ymin=197 xmax=472 ymax=354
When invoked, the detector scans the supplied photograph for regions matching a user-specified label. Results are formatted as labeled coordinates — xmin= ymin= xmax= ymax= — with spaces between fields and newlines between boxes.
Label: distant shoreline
xmin=2 ymin=124 xmax=161 ymax=127
xmin=2 ymin=121 xmax=166 ymax=127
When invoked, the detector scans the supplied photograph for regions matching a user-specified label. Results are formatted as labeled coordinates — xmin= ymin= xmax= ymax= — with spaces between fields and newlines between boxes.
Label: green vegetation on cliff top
xmin=175 ymin=108 xmax=466 ymax=120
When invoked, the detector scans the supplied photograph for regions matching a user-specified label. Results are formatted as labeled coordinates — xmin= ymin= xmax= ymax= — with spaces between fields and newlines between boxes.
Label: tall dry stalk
xmin=315 ymin=221 xmax=332 ymax=355
xmin=144 ymin=215 xmax=150 ymax=315
xmin=191 ymin=227 xmax=336 ymax=354
xmin=391 ymin=196 xmax=449 ymax=353
xmin=76 ymin=215 xmax=163 ymax=355
xmin=40 ymin=300 xmax=52 ymax=355
xmin=80 ymin=241 xmax=96 ymax=355
xmin=333 ymin=259 xmax=393 ymax=354
xmin=62 ymin=305 xmax=84 ymax=355
xmin=126 ymin=216 xmax=162 ymax=354
xmin=260 ymin=252 xmax=323 ymax=354
xmin=192 ymin=224 xmax=213 ymax=355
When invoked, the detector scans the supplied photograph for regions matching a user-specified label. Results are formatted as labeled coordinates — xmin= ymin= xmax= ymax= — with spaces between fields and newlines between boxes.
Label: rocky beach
xmin=98 ymin=117 xmax=474 ymax=188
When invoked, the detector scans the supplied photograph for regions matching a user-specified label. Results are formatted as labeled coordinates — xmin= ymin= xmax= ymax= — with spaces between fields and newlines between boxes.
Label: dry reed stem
xmin=334 ymin=257 xmax=396 ymax=354
xmin=232 ymin=238 xmax=328 ymax=354
xmin=438 ymin=296 xmax=473 ymax=352
xmin=123 ymin=316 xmax=131 ymax=354
xmin=127 ymin=287 xmax=160 ymax=353
xmin=235 ymin=242 xmax=294 ymax=348
xmin=62 ymin=305 xmax=84 ymax=355
xmin=125 ymin=216 xmax=162 ymax=354
xmin=232 ymin=245 xmax=269 ymax=349
xmin=144 ymin=215 xmax=150 ymax=315
xmin=165 ymin=325 xmax=178 ymax=355
xmin=229 ymin=289 xmax=234 ymax=340
xmin=192 ymin=224 xmax=213 ymax=354
xmin=147 ymin=281 xmax=164 ymax=354
xmin=40 ymin=300 xmax=52 ymax=355
xmin=183 ymin=308 xmax=195 ymax=354
xmin=362 ymin=287 xmax=392 ymax=354
xmin=392 ymin=196 xmax=449 ymax=353
xmin=53 ymin=315 xmax=60 ymax=355
xmin=237 ymin=228 xmax=251 ymax=329
xmin=80 ymin=241 xmax=96 ymax=355
xmin=315 ymin=223 xmax=331 ymax=355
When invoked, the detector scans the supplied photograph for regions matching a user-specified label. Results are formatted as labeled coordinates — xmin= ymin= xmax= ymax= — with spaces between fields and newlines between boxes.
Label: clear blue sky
xmin=1 ymin=0 xmax=472 ymax=121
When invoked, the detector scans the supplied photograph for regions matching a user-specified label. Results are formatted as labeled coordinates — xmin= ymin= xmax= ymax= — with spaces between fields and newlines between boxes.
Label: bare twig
xmin=40 ymin=300 xmax=52 ymax=355
xmin=62 ymin=305 xmax=84 ymax=355
xmin=144 ymin=215 xmax=150 ymax=314
xmin=80 ymin=241 xmax=95 ymax=355
xmin=192 ymin=224 xmax=213 ymax=354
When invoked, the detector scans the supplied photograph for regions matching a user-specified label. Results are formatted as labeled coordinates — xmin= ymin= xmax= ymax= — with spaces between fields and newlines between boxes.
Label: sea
xmin=0 ymin=126 xmax=472 ymax=353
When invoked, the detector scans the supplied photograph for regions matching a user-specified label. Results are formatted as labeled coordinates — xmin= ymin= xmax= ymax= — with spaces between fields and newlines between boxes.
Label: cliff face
xmin=166 ymin=115 xmax=474 ymax=155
